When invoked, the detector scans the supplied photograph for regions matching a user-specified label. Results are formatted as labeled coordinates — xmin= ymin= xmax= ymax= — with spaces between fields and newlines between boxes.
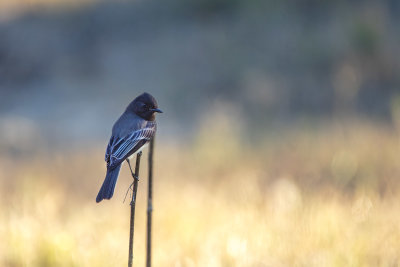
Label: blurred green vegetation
xmin=0 ymin=0 xmax=399 ymax=126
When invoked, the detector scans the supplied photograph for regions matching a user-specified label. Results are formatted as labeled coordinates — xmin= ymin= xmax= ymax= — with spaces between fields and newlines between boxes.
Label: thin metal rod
xmin=146 ymin=138 xmax=154 ymax=267
xmin=128 ymin=151 xmax=142 ymax=267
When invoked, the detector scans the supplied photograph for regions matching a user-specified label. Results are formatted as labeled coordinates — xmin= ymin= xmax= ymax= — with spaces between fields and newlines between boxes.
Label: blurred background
xmin=1 ymin=0 xmax=400 ymax=266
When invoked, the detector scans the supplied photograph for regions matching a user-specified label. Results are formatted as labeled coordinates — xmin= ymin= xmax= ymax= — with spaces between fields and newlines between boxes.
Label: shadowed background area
xmin=1 ymin=0 xmax=400 ymax=266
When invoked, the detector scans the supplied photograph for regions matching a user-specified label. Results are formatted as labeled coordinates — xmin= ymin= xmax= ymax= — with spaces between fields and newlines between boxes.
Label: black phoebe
xmin=96 ymin=92 xmax=162 ymax=203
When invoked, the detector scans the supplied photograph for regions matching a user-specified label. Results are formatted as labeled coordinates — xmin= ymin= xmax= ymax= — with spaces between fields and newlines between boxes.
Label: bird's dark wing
xmin=105 ymin=123 xmax=156 ymax=168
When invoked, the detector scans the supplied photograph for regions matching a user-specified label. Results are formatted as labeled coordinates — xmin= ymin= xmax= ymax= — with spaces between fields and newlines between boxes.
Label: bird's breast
xmin=127 ymin=142 xmax=149 ymax=160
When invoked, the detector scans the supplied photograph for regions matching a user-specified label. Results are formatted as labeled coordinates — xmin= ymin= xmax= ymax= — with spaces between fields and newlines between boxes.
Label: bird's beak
xmin=151 ymin=108 xmax=163 ymax=113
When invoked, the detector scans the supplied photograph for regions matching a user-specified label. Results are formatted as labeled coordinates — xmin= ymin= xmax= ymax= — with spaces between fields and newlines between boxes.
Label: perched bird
xmin=96 ymin=92 xmax=162 ymax=203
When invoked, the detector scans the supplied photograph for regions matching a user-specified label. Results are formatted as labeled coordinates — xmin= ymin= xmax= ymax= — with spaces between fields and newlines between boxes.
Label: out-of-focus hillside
xmin=0 ymin=0 xmax=400 ymax=148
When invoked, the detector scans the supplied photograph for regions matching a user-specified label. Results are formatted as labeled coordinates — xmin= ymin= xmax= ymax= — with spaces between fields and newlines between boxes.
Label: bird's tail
xmin=96 ymin=164 xmax=122 ymax=203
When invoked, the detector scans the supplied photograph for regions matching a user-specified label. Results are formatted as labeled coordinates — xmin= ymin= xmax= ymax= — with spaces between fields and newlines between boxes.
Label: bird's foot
xmin=123 ymin=182 xmax=134 ymax=203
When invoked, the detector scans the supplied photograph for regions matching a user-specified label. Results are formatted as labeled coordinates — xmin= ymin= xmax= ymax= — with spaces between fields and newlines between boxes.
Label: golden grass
xmin=1 ymin=120 xmax=400 ymax=266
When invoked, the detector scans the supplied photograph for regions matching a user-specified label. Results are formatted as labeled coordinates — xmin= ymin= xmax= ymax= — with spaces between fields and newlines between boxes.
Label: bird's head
xmin=128 ymin=92 xmax=163 ymax=121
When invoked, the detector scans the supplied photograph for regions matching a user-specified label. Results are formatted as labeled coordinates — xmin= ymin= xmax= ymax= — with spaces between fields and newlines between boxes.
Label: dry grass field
xmin=1 ymin=119 xmax=400 ymax=267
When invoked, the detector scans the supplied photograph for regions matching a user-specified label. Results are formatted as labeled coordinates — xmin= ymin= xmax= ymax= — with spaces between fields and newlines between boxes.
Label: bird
xmin=96 ymin=92 xmax=162 ymax=203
